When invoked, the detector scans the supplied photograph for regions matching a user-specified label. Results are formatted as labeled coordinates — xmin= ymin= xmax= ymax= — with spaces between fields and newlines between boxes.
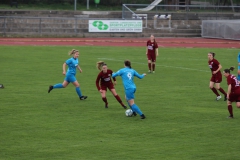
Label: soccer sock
xmin=148 ymin=63 xmax=151 ymax=70
xmin=238 ymin=74 xmax=240 ymax=81
xmin=131 ymin=104 xmax=143 ymax=116
xmin=218 ymin=87 xmax=227 ymax=96
xmin=114 ymin=95 xmax=125 ymax=106
xmin=75 ymin=87 xmax=82 ymax=97
xmin=228 ymin=105 xmax=233 ymax=117
xmin=152 ymin=64 xmax=155 ymax=71
xmin=53 ymin=83 xmax=64 ymax=89
xmin=102 ymin=97 xmax=108 ymax=104
xmin=211 ymin=87 xmax=220 ymax=96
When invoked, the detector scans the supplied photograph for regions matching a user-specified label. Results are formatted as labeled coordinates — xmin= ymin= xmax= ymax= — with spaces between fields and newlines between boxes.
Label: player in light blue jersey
xmin=112 ymin=60 xmax=146 ymax=119
xmin=48 ymin=49 xmax=87 ymax=100
xmin=238 ymin=53 xmax=240 ymax=82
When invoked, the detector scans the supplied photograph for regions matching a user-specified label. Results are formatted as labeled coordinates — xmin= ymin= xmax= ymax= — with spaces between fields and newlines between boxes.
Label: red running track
xmin=0 ymin=37 xmax=239 ymax=48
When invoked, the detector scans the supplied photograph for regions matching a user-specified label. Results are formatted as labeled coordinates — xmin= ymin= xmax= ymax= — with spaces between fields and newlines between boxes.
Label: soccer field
xmin=1 ymin=46 xmax=239 ymax=160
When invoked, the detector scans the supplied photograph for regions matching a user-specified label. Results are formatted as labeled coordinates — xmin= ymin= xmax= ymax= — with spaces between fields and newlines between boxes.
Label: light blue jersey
xmin=65 ymin=57 xmax=79 ymax=76
xmin=238 ymin=53 xmax=240 ymax=70
xmin=112 ymin=67 xmax=145 ymax=90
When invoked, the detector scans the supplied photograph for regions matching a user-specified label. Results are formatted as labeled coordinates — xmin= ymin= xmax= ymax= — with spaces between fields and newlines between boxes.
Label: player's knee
xmin=209 ymin=86 xmax=213 ymax=89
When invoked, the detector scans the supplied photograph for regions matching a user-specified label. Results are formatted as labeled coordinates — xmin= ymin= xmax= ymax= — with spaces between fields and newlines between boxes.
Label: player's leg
xmin=227 ymin=100 xmax=234 ymax=118
xmin=110 ymin=88 xmax=127 ymax=109
xmin=216 ymin=84 xmax=227 ymax=101
xmin=48 ymin=78 xmax=69 ymax=93
xmin=152 ymin=54 xmax=156 ymax=73
xmin=209 ymin=81 xmax=220 ymax=100
xmin=147 ymin=54 xmax=152 ymax=73
xmin=126 ymin=88 xmax=145 ymax=119
xmin=72 ymin=77 xmax=87 ymax=100
xmin=100 ymin=89 xmax=108 ymax=108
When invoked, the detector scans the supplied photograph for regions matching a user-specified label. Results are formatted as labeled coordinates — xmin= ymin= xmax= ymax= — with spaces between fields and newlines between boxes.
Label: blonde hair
xmin=96 ymin=61 xmax=106 ymax=70
xmin=68 ymin=49 xmax=79 ymax=56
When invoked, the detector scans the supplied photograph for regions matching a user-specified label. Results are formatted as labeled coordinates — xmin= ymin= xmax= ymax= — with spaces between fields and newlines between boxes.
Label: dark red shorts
xmin=147 ymin=53 xmax=156 ymax=62
xmin=229 ymin=89 xmax=240 ymax=102
xmin=210 ymin=74 xmax=222 ymax=83
xmin=101 ymin=83 xmax=114 ymax=91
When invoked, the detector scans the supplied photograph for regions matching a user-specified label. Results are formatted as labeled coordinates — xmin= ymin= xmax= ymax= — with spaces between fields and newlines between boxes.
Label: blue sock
xmin=53 ymin=83 xmax=63 ymax=89
xmin=238 ymin=74 xmax=240 ymax=81
xmin=131 ymin=104 xmax=143 ymax=115
xmin=76 ymin=87 xmax=82 ymax=97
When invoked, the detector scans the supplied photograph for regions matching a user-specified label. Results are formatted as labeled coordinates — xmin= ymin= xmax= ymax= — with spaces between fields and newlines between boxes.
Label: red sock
xmin=115 ymin=95 xmax=125 ymax=106
xmin=211 ymin=88 xmax=220 ymax=96
xmin=148 ymin=63 xmax=151 ymax=70
xmin=102 ymin=97 xmax=108 ymax=104
xmin=218 ymin=87 xmax=227 ymax=96
xmin=228 ymin=105 xmax=233 ymax=117
xmin=152 ymin=64 xmax=155 ymax=71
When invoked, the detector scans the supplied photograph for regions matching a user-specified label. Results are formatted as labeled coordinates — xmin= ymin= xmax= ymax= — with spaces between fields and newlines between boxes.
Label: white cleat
xmin=148 ymin=70 xmax=151 ymax=73
xmin=152 ymin=71 xmax=155 ymax=73
xmin=216 ymin=95 xmax=222 ymax=101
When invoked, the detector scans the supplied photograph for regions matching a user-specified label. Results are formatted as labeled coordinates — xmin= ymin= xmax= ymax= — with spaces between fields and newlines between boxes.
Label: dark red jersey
xmin=147 ymin=40 xmax=158 ymax=55
xmin=227 ymin=74 xmax=240 ymax=92
xmin=208 ymin=59 xmax=222 ymax=76
xmin=96 ymin=69 xmax=116 ymax=90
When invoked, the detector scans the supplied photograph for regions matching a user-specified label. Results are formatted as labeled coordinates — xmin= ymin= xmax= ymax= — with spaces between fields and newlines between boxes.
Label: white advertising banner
xmin=89 ymin=20 xmax=142 ymax=32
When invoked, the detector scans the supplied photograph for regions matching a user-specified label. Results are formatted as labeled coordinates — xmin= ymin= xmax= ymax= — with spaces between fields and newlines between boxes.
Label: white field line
xmin=98 ymin=58 xmax=209 ymax=73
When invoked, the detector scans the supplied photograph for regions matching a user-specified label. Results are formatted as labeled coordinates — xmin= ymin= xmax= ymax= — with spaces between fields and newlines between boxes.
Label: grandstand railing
xmin=122 ymin=4 xmax=240 ymax=20
xmin=0 ymin=16 xmax=142 ymax=36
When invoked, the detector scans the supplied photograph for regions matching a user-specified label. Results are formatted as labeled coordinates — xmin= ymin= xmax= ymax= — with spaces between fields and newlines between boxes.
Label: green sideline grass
xmin=0 ymin=46 xmax=240 ymax=160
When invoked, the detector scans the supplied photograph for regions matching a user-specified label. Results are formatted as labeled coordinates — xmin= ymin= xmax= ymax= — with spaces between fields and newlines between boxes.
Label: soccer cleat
xmin=216 ymin=95 xmax=222 ymax=101
xmin=105 ymin=103 xmax=108 ymax=108
xmin=224 ymin=95 xmax=227 ymax=101
xmin=123 ymin=105 xmax=127 ymax=109
xmin=132 ymin=112 xmax=137 ymax=116
xmin=80 ymin=96 xmax=88 ymax=100
xmin=227 ymin=115 xmax=234 ymax=119
xmin=148 ymin=70 xmax=151 ymax=73
xmin=152 ymin=71 xmax=155 ymax=73
xmin=140 ymin=114 xmax=146 ymax=119
xmin=48 ymin=85 xmax=53 ymax=93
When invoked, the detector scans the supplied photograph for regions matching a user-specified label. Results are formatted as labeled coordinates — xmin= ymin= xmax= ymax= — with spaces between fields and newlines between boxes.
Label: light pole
xmin=74 ymin=0 xmax=77 ymax=11
xmin=87 ymin=0 xmax=89 ymax=10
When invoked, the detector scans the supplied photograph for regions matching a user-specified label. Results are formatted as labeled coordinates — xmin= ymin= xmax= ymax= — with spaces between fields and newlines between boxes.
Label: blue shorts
xmin=64 ymin=74 xmax=77 ymax=83
xmin=125 ymin=88 xmax=136 ymax=100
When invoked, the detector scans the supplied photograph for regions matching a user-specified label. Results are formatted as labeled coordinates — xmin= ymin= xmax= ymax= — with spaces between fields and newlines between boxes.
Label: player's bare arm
xmin=77 ymin=65 xmax=82 ymax=73
xmin=62 ymin=62 xmax=67 ymax=75
xmin=155 ymin=48 xmax=159 ymax=56
xmin=213 ymin=64 xmax=222 ymax=74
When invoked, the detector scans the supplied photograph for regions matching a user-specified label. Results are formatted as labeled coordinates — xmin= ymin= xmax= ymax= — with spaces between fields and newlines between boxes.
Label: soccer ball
xmin=125 ymin=109 xmax=133 ymax=117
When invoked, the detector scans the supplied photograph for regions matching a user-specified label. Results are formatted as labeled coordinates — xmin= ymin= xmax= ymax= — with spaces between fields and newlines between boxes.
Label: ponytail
xmin=124 ymin=60 xmax=131 ymax=69
xmin=224 ymin=66 xmax=235 ymax=73
xmin=96 ymin=61 xmax=107 ymax=70
xmin=209 ymin=52 xmax=215 ymax=58
xmin=68 ymin=49 xmax=78 ymax=56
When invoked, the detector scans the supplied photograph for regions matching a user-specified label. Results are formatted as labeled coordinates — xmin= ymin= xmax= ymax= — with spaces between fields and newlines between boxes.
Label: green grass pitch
xmin=0 ymin=46 xmax=240 ymax=160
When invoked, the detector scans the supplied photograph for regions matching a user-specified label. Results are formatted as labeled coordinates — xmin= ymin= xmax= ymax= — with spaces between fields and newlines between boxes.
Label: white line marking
xmin=98 ymin=58 xmax=208 ymax=72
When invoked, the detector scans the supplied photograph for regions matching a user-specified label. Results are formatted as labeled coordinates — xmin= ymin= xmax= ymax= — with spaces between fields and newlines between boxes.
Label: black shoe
xmin=123 ymin=105 xmax=127 ymax=109
xmin=48 ymin=85 xmax=53 ymax=93
xmin=224 ymin=95 xmax=227 ymax=101
xmin=80 ymin=96 xmax=87 ymax=100
xmin=105 ymin=103 xmax=108 ymax=108
xmin=140 ymin=114 xmax=146 ymax=119
xmin=228 ymin=115 xmax=234 ymax=119
xmin=132 ymin=112 xmax=137 ymax=116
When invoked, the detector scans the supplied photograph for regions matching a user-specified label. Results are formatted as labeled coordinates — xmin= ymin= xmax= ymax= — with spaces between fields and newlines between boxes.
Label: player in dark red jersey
xmin=208 ymin=52 xmax=227 ymax=101
xmin=223 ymin=67 xmax=240 ymax=118
xmin=96 ymin=61 xmax=127 ymax=109
xmin=146 ymin=35 xmax=158 ymax=73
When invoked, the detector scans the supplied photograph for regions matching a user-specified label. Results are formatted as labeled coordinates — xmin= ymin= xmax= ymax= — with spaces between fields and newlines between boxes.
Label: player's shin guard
xmin=76 ymin=87 xmax=82 ymax=97
xmin=211 ymin=87 xmax=220 ymax=96
xmin=228 ymin=105 xmax=233 ymax=117
xmin=115 ymin=95 xmax=124 ymax=106
xmin=131 ymin=104 xmax=143 ymax=115
xmin=218 ymin=87 xmax=227 ymax=96
xmin=53 ymin=83 xmax=64 ymax=89
xmin=148 ymin=63 xmax=151 ymax=71
xmin=152 ymin=64 xmax=155 ymax=71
